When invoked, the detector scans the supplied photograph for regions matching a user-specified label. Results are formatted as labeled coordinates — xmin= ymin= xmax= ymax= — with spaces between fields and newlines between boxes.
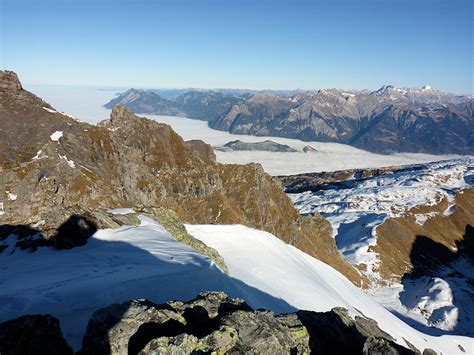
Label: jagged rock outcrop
xmin=0 ymin=70 xmax=22 ymax=92
xmin=134 ymin=206 xmax=228 ymax=273
xmin=0 ymin=314 xmax=72 ymax=355
xmin=303 ymin=145 xmax=317 ymax=153
xmin=79 ymin=291 xmax=416 ymax=355
xmin=216 ymin=139 xmax=298 ymax=152
xmin=0 ymin=71 xmax=359 ymax=284
xmin=0 ymin=292 xmax=418 ymax=354
xmin=0 ymin=70 xmax=59 ymax=168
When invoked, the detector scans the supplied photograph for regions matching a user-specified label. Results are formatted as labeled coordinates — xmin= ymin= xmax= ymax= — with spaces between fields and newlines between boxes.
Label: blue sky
xmin=1 ymin=0 xmax=472 ymax=93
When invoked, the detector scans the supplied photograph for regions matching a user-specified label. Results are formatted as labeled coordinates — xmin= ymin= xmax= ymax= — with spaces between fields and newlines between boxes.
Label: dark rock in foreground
xmin=79 ymin=291 xmax=417 ymax=355
xmin=0 ymin=314 xmax=72 ymax=355
xmin=0 ymin=292 xmax=424 ymax=354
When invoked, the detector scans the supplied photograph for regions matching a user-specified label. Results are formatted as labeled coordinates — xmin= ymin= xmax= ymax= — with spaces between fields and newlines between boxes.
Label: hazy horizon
xmin=2 ymin=0 xmax=472 ymax=94
xmin=22 ymin=81 xmax=472 ymax=96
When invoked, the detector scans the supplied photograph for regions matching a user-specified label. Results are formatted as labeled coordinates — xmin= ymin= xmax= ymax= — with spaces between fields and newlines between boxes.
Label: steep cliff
xmin=0 ymin=70 xmax=361 ymax=285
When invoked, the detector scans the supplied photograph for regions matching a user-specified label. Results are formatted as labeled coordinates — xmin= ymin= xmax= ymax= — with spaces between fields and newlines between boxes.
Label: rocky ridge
xmin=0 ymin=70 xmax=361 ymax=285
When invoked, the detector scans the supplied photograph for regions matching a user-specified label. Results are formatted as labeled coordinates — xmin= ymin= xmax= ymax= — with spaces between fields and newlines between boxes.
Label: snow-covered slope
xmin=0 ymin=216 xmax=233 ymax=350
xmin=290 ymin=158 xmax=474 ymax=278
xmin=288 ymin=158 xmax=474 ymax=336
xmin=1 ymin=215 xmax=472 ymax=353
xmin=187 ymin=224 xmax=472 ymax=354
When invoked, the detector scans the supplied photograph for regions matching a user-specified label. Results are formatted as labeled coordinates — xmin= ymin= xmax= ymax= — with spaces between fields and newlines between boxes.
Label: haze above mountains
xmin=106 ymin=85 xmax=473 ymax=155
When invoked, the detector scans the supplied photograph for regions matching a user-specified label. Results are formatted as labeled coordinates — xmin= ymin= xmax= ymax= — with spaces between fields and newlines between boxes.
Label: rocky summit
xmin=107 ymin=86 xmax=474 ymax=154
xmin=0 ymin=70 xmax=360 ymax=284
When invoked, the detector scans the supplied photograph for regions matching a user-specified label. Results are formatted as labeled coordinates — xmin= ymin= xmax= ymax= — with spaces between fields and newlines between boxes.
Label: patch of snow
xmin=394 ymin=88 xmax=407 ymax=94
xmin=43 ymin=107 xmax=57 ymax=113
xmin=0 ymin=234 xmax=18 ymax=254
xmin=0 ymin=202 xmax=4 ymax=215
xmin=370 ymin=278 xmax=460 ymax=331
xmin=443 ymin=202 xmax=456 ymax=216
xmin=31 ymin=220 xmax=46 ymax=228
xmin=341 ymin=92 xmax=355 ymax=97
xmin=79 ymin=165 xmax=94 ymax=173
xmin=414 ymin=212 xmax=438 ymax=225
xmin=6 ymin=191 xmax=17 ymax=201
xmin=335 ymin=212 xmax=386 ymax=277
xmin=59 ymin=154 xmax=75 ymax=168
xmin=0 ymin=216 xmax=230 ymax=349
xmin=50 ymin=131 xmax=63 ymax=142
xmin=108 ymin=208 xmax=136 ymax=215
xmin=32 ymin=150 xmax=43 ymax=160
xmin=403 ymin=278 xmax=458 ymax=331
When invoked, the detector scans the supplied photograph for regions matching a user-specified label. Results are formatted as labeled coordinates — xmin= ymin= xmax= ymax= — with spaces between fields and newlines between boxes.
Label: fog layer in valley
xmin=28 ymin=85 xmax=461 ymax=175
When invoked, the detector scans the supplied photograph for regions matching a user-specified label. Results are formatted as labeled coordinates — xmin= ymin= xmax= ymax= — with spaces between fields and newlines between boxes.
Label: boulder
xmin=80 ymin=291 xmax=416 ymax=355
xmin=0 ymin=314 xmax=72 ymax=355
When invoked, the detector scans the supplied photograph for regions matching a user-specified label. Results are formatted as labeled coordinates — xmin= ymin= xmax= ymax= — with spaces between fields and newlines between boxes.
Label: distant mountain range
xmin=105 ymin=86 xmax=473 ymax=155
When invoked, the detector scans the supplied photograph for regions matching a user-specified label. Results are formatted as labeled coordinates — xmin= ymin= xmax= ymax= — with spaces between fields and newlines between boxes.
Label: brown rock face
xmin=0 ymin=70 xmax=60 ymax=169
xmin=0 ymin=71 xmax=360 ymax=283
xmin=0 ymin=70 xmax=22 ymax=92
xmin=374 ymin=189 xmax=474 ymax=282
